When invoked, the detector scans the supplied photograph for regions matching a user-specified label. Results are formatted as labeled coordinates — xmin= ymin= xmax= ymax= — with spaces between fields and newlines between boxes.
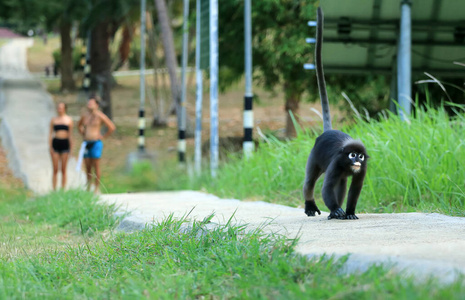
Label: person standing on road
xmin=49 ymin=102 xmax=73 ymax=190
xmin=77 ymin=96 xmax=116 ymax=194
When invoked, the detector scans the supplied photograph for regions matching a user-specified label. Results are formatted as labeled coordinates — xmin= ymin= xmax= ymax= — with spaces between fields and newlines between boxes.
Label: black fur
xmin=303 ymin=7 xmax=369 ymax=220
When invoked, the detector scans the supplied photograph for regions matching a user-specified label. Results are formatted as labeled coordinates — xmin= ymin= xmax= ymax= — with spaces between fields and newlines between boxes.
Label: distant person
xmin=49 ymin=102 xmax=73 ymax=190
xmin=77 ymin=96 xmax=116 ymax=193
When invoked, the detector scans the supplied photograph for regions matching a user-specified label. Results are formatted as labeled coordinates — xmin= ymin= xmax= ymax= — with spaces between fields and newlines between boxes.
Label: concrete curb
xmin=113 ymin=207 xmax=465 ymax=284
xmin=102 ymin=191 xmax=465 ymax=285
xmin=0 ymin=78 xmax=28 ymax=186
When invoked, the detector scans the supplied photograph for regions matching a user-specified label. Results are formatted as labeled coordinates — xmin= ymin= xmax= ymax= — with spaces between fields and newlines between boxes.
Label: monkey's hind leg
xmin=303 ymin=161 xmax=322 ymax=217
xmin=335 ymin=178 xmax=347 ymax=208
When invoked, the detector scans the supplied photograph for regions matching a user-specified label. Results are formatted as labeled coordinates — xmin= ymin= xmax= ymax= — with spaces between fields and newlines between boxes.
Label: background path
xmin=102 ymin=191 xmax=465 ymax=284
xmin=0 ymin=39 xmax=85 ymax=194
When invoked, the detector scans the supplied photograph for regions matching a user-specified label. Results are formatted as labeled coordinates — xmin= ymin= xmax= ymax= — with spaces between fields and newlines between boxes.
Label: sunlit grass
xmin=0 ymin=188 xmax=120 ymax=260
xmin=1 ymin=214 xmax=463 ymax=298
xmin=158 ymin=104 xmax=465 ymax=216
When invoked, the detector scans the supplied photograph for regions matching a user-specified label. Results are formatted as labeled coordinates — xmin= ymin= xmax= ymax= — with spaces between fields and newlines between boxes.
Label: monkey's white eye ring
xmin=359 ymin=154 xmax=365 ymax=161
xmin=349 ymin=153 xmax=356 ymax=159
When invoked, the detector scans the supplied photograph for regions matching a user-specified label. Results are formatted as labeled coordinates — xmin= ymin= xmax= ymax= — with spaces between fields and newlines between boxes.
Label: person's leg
xmin=50 ymin=151 xmax=59 ymax=190
xmin=92 ymin=158 xmax=101 ymax=194
xmin=84 ymin=158 xmax=92 ymax=191
xmin=60 ymin=152 xmax=69 ymax=189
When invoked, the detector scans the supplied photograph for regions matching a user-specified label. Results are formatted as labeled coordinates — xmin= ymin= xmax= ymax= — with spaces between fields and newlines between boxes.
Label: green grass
xmin=0 ymin=214 xmax=463 ymax=299
xmin=0 ymin=188 xmax=120 ymax=260
xmin=101 ymin=161 xmax=158 ymax=193
xmin=22 ymin=189 xmax=121 ymax=234
xmin=152 ymin=104 xmax=465 ymax=216
xmin=0 ymin=187 xmax=464 ymax=297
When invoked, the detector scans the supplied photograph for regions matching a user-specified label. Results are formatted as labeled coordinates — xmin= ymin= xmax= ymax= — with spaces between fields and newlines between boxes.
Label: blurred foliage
xmin=52 ymin=47 xmax=83 ymax=71
xmin=218 ymin=0 xmax=316 ymax=98
xmin=322 ymin=74 xmax=391 ymax=118
xmin=3 ymin=0 xmax=464 ymax=117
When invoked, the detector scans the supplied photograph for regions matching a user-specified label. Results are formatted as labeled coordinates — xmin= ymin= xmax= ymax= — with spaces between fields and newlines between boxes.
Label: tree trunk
xmin=90 ymin=21 xmax=113 ymax=119
xmin=284 ymin=89 xmax=301 ymax=138
xmin=146 ymin=11 xmax=167 ymax=127
xmin=154 ymin=0 xmax=195 ymax=137
xmin=59 ymin=19 xmax=75 ymax=92
xmin=153 ymin=0 xmax=180 ymax=120
xmin=113 ymin=24 xmax=134 ymax=71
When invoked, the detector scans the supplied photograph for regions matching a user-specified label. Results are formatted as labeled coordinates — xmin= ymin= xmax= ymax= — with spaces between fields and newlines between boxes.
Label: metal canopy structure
xmin=319 ymin=0 xmax=465 ymax=77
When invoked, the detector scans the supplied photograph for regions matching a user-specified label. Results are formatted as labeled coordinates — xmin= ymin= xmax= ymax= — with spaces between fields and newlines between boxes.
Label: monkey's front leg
xmin=322 ymin=167 xmax=346 ymax=220
xmin=345 ymin=173 xmax=365 ymax=220
xmin=304 ymin=200 xmax=321 ymax=216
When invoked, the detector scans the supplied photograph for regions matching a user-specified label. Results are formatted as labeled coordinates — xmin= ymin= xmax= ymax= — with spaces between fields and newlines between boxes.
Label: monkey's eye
xmin=348 ymin=153 xmax=356 ymax=159
xmin=359 ymin=154 xmax=365 ymax=161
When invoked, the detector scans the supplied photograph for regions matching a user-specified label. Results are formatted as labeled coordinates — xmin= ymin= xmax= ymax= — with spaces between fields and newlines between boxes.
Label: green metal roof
xmin=317 ymin=0 xmax=465 ymax=77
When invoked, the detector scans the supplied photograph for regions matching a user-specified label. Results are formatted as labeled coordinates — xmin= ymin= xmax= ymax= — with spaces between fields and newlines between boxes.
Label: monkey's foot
xmin=328 ymin=208 xmax=346 ymax=220
xmin=304 ymin=201 xmax=321 ymax=217
xmin=346 ymin=214 xmax=359 ymax=220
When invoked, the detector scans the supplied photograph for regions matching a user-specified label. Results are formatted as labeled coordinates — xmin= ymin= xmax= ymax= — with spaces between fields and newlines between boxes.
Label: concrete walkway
xmin=101 ymin=191 xmax=465 ymax=284
xmin=0 ymin=39 xmax=85 ymax=194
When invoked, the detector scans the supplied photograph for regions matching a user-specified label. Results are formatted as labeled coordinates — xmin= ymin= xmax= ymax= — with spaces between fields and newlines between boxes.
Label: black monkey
xmin=303 ymin=7 xmax=369 ymax=220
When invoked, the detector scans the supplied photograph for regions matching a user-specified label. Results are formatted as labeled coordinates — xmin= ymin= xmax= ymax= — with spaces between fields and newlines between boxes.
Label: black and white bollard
xmin=243 ymin=0 xmax=254 ymax=158
xmin=138 ymin=109 xmax=145 ymax=151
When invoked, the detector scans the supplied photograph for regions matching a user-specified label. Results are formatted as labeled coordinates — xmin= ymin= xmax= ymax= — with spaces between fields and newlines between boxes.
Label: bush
xmin=52 ymin=47 xmax=83 ymax=71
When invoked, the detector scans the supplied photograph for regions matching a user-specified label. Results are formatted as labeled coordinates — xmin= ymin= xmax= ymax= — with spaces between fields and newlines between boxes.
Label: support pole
xmin=178 ymin=0 xmax=189 ymax=163
xmin=389 ymin=55 xmax=398 ymax=114
xmin=397 ymin=0 xmax=412 ymax=121
xmin=243 ymin=0 xmax=254 ymax=158
xmin=83 ymin=31 xmax=91 ymax=96
xmin=194 ymin=0 xmax=203 ymax=174
xmin=138 ymin=0 xmax=147 ymax=152
xmin=210 ymin=0 xmax=219 ymax=177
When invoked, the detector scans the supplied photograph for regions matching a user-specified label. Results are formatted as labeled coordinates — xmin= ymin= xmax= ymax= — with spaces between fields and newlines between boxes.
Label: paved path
xmin=0 ymin=39 xmax=85 ymax=194
xmin=101 ymin=191 xmax=465 ymax=284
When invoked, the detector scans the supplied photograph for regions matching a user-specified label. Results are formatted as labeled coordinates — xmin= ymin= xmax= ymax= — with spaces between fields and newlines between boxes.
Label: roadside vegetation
xmin=1 ymin=98 xmax=465 ymax=297
xmin=0 ymin=188 xmax=119 ymax=260
xmin=150 ymin=103 xmax=465 ymax=217
xmin=0 ymin=188 xmax=464 ymax=298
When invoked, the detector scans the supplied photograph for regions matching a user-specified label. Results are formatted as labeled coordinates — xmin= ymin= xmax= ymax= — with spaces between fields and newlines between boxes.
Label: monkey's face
xmin=347 ymin=152 xmax=365 ymax=173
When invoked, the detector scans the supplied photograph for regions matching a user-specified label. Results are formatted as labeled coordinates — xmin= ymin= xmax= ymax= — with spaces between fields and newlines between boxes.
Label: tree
xmin=153 ymin=0 xmax=181 ymax=120
xmin=83 ymin=0 xmax=139 ymax=119
xmin=0 ymin=0 xmax=85 ymax=92
xmin=218 ymin=1 xmax=316 ymax=137
xmin=58 ymin=18 xmax=76 ymax=91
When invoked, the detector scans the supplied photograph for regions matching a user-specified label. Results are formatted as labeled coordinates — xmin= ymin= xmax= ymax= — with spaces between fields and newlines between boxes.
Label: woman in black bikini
xmin=49 ymin=102 xmax=74 ymax=190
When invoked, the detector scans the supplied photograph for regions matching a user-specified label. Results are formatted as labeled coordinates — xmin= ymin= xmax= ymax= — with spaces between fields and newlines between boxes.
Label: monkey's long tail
xmin=315 ymin=7 xmax=332 ymax=132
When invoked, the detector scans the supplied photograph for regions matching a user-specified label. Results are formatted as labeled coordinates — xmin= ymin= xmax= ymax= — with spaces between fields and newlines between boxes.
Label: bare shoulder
xmin=97 ymin=110 xmax=110 ymax=121
xmin=66 ymin=115 xmax=74 ymax=125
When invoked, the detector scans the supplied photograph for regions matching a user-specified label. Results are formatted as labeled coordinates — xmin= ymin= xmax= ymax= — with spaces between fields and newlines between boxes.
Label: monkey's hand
xmin=346 ymin=214 xmax=359 ymax=220
xmin=304 ymin=201 xmax=321 ymax=217
xmin=328 ymin=208 xmax=346 ymax=220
